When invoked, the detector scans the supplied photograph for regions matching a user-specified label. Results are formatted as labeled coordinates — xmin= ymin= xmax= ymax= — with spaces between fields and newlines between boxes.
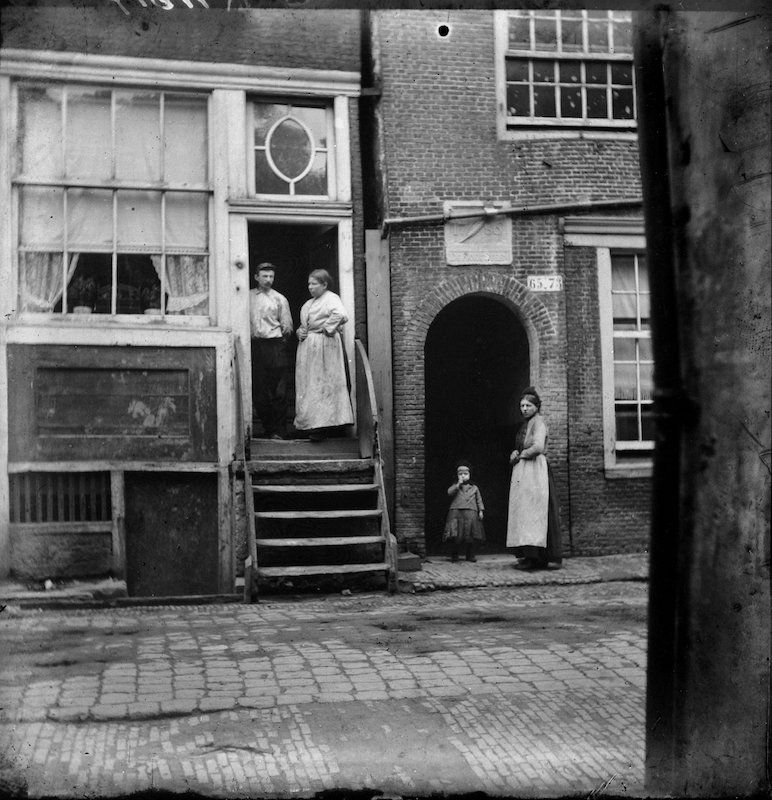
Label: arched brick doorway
xmin=424 ymin=295 xmax=530 ymax=554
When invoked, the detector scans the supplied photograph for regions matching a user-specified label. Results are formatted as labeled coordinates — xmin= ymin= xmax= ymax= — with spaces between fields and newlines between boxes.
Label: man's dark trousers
xmin=251 ymin=338 xmax=288 ymax=436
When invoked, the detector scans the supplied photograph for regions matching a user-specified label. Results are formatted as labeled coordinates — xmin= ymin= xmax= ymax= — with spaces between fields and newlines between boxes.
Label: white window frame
xmin=494 ymin=10 xmax=638 ymax=142
xmin=12 ymin=83 xmax=214 ymax=324
xmin=563 ymin=217 xmax=652 ymax=478
xmin=247 ymin=97 xmax=338 ymax=201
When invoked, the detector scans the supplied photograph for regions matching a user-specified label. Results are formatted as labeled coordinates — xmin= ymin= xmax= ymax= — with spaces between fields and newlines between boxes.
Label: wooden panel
xmin=111 ymin=470 xmax=126 ymax=581
xmin=124 ymin=472 xmax=218 ymax=597
xmin=217 ymin=467 xmax=232 ymax=594
xmin=7 ymin=345 xmax=218 ymax=462
xmin=10 ymin=530 xmax=113 ymax=580
xmin=36 ymin=367 xmax=190 ymax=437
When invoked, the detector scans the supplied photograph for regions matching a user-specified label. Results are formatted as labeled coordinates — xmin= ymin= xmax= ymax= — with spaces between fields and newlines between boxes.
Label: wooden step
xmin=244 ymin=459 xmax=373 ymax=474
xmin=253 ymin=483 xmax=378 ymax=493
xmin=257 ymin=562 xmax=390 ymax=578
xmin=257 ymin=536 xmax=383 ymax=547
xmin=255 ymin=509 xmax=382 ymax=520
xmin=250 ymin=438 xmax=360 ymax=460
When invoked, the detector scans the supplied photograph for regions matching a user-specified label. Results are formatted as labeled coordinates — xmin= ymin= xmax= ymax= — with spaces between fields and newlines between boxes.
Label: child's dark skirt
xmin=443 ymin=509 xmax=485 ymax=543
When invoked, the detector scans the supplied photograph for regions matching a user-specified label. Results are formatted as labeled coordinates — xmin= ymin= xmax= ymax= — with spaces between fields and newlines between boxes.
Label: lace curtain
xmin=150 ymin=255 xmax=209 ymax=315
xmin=19 ymin=253 xmax=79 ymax=312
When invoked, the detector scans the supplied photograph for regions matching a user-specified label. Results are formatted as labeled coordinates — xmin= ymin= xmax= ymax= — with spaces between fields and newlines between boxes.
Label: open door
xmin=247 ymin=222 xmax=343 ymax=437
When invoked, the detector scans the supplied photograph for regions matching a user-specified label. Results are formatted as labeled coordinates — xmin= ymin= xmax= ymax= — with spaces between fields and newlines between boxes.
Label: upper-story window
xmin=14 ymin=83 xmax=211 ymax=318
xmin=249 ymin=99 xmax=335 ymax=198
xmin=497 ymin=10 xmax=636 ymax=135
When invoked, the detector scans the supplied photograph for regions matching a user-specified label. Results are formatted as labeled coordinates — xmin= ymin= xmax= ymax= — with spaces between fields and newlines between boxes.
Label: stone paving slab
xmin=0 ymin=583 xmax=648 ymax=798
xmin=401 ymin=553 xmax=649 ymax=592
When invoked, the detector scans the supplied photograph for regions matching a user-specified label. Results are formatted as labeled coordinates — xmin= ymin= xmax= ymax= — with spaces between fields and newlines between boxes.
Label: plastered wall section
xmin=1 ymin=6 xmax=361 ymax=72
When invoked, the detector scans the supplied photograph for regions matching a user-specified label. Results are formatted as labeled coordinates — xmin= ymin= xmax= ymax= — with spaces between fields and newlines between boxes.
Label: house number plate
xmin=527 ymin=275 xmax=564 ymax=292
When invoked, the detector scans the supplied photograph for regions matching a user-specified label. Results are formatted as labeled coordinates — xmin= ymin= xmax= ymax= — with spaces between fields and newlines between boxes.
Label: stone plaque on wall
xmin=444 ymin=202 xmax=512 ymax=265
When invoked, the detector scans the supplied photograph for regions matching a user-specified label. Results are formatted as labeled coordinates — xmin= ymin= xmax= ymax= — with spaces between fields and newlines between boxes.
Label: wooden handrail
xmin=354 ymin=339 xmax=398 ymax=590
xmin=233 ymin=341 xmax=258 ymax=603
xmin=355 ymin=339 xmax=377 ymax=460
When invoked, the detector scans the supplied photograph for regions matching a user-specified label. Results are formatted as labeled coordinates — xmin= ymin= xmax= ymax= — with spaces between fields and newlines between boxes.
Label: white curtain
xmin=151 ymin=255 xmax=209 ymax=315
xmin=20 ymin=253 xmax=79 ymax=312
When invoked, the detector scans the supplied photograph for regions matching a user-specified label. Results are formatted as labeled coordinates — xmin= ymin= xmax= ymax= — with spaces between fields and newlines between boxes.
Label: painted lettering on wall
xmin=527 ymin=275 xmax=564 ymax=292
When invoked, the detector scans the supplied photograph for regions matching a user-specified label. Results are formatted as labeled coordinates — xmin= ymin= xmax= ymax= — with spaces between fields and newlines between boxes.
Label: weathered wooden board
xmin=10 ymin=530 xmax=112 ymax=580
xmin=7 ymin=345 xmax=217 ymax=461
xmin=124 ymin=471 xmax=218 ymax=597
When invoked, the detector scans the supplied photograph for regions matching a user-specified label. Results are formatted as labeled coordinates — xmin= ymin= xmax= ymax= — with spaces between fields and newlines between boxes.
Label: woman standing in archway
xmin=506 ymin=387 xmax=562 ymax=570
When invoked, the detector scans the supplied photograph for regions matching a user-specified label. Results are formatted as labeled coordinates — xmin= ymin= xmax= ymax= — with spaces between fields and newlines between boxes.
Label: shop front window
xmin=14 ymin=85 xmax=211 ymax=317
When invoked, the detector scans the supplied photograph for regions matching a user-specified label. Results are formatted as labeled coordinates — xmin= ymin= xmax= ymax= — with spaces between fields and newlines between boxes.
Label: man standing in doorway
xmin=250 ymin=262 xmax=293 ymax=439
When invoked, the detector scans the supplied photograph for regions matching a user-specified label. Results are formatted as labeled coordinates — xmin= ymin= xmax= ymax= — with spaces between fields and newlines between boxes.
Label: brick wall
xmin=564 ymin=246 xmax=652 ymax=554
xmin=375 ymin=10 xmax=648 ymax=554
xmin=1 ymin=7 xmax=361 ymax=72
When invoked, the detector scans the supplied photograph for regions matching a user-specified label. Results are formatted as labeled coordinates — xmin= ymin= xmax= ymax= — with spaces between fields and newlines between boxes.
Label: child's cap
xmin=455 ymin=459 xmax=473 ymax=472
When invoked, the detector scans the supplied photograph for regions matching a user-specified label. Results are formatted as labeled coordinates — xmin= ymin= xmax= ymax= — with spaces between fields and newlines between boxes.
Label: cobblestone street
xmin=1 ymin=581 xmax=647 ymax=798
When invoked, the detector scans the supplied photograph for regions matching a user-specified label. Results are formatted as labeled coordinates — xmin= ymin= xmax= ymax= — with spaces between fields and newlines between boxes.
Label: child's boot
xmin=465 ymin=545 xmax=476 ymax=563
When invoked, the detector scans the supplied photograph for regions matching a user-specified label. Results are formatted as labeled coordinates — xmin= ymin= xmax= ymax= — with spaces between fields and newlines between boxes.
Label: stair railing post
xmin=233 ymin=340 xmax=258 ymax=602
xmin=355 ymin=339 xmax=399 ymax=592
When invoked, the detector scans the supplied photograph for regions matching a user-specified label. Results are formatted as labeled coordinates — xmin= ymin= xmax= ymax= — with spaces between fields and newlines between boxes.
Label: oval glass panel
xmin=268 ymin=118 xmax=313 ymax=181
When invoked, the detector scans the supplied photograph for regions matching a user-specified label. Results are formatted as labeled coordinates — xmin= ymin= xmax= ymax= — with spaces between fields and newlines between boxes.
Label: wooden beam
xmin=0 ymin=323 xmax=9 ymax=577
xmin=365 ymin=230 xmax=395 ymax=522
xmin=217 ymin=466 xmax=233 ymax=594
xmin=110 ymin=470 xmax=126 ymax=582
xmin=8 ymin=461 xmax=221 ymax=473
xmin=10 ymin=521 xmax=113 ymax=535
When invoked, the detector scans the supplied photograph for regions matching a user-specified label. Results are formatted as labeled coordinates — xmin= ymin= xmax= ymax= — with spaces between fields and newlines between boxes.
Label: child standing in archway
xmin=443 ymin=461 xmax=486 ymax=562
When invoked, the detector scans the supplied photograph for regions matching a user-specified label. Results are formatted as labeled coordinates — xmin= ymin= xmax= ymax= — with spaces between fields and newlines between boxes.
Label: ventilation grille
xmin=9 ymin=473 xmax=112 ymax=523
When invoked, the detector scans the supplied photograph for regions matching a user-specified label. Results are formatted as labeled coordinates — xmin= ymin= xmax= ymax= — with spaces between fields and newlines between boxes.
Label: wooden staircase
xmin=236 ymin=341 xmax=398 ymax=599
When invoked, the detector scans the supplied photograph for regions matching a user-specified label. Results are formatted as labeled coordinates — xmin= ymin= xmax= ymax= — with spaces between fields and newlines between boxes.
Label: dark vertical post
xmin=636 ymin=8 xmax=771 ymax=795
xmin=633 ymin=9 xmax=683 ymax=792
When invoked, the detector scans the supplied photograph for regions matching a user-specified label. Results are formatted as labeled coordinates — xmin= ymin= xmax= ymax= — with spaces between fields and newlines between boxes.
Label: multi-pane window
xmin=503 ymin=10 xmax=635 ymax=129
xmin=610 ymin=252 xmax=653 ymax=456
xmin=250 ymin=100 xmax=334 ymax=197
xmin=14 ymin=84 xmax=211 ymax=317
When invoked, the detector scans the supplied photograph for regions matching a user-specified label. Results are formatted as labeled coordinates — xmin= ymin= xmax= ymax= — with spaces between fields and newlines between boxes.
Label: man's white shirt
xmin=249 ymin=288 xmax=293 ymax=339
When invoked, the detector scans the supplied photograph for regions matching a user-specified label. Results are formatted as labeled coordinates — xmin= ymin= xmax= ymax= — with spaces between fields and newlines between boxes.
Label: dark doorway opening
xmin=247 ymin=222 xmax=338 ymax=434
xmin=425 ymin=295 xmax=530 ymax=554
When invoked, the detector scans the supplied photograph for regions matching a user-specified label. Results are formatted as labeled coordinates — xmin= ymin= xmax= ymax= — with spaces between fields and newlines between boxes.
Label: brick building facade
xmin=368 ymin=10 xmax=651 ymax=556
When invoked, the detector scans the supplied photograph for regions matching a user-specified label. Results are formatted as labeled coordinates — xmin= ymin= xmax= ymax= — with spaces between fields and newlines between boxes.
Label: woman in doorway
xmin=294 ymin=269 xmax=354 ymax=441
xmin=506 ymin=386 xmax=562 ymax=570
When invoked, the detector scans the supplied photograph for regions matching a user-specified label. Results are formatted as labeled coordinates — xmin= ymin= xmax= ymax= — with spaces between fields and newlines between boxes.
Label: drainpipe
xmin=380 ymin=196 xmax=643 ymax=238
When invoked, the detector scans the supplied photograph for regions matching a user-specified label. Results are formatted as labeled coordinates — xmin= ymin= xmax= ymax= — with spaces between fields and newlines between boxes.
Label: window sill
xmin=500 ymin=128 xmax=639 ymax=142
xmin=605 ymin=462 xmax=653 ymax=480
xmin=9 ymin=313 xmax=212 ymax=327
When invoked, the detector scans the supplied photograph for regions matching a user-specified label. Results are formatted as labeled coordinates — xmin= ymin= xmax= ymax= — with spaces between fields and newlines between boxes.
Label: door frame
xmin=229 ymin=211 xmax=356 ymax=440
